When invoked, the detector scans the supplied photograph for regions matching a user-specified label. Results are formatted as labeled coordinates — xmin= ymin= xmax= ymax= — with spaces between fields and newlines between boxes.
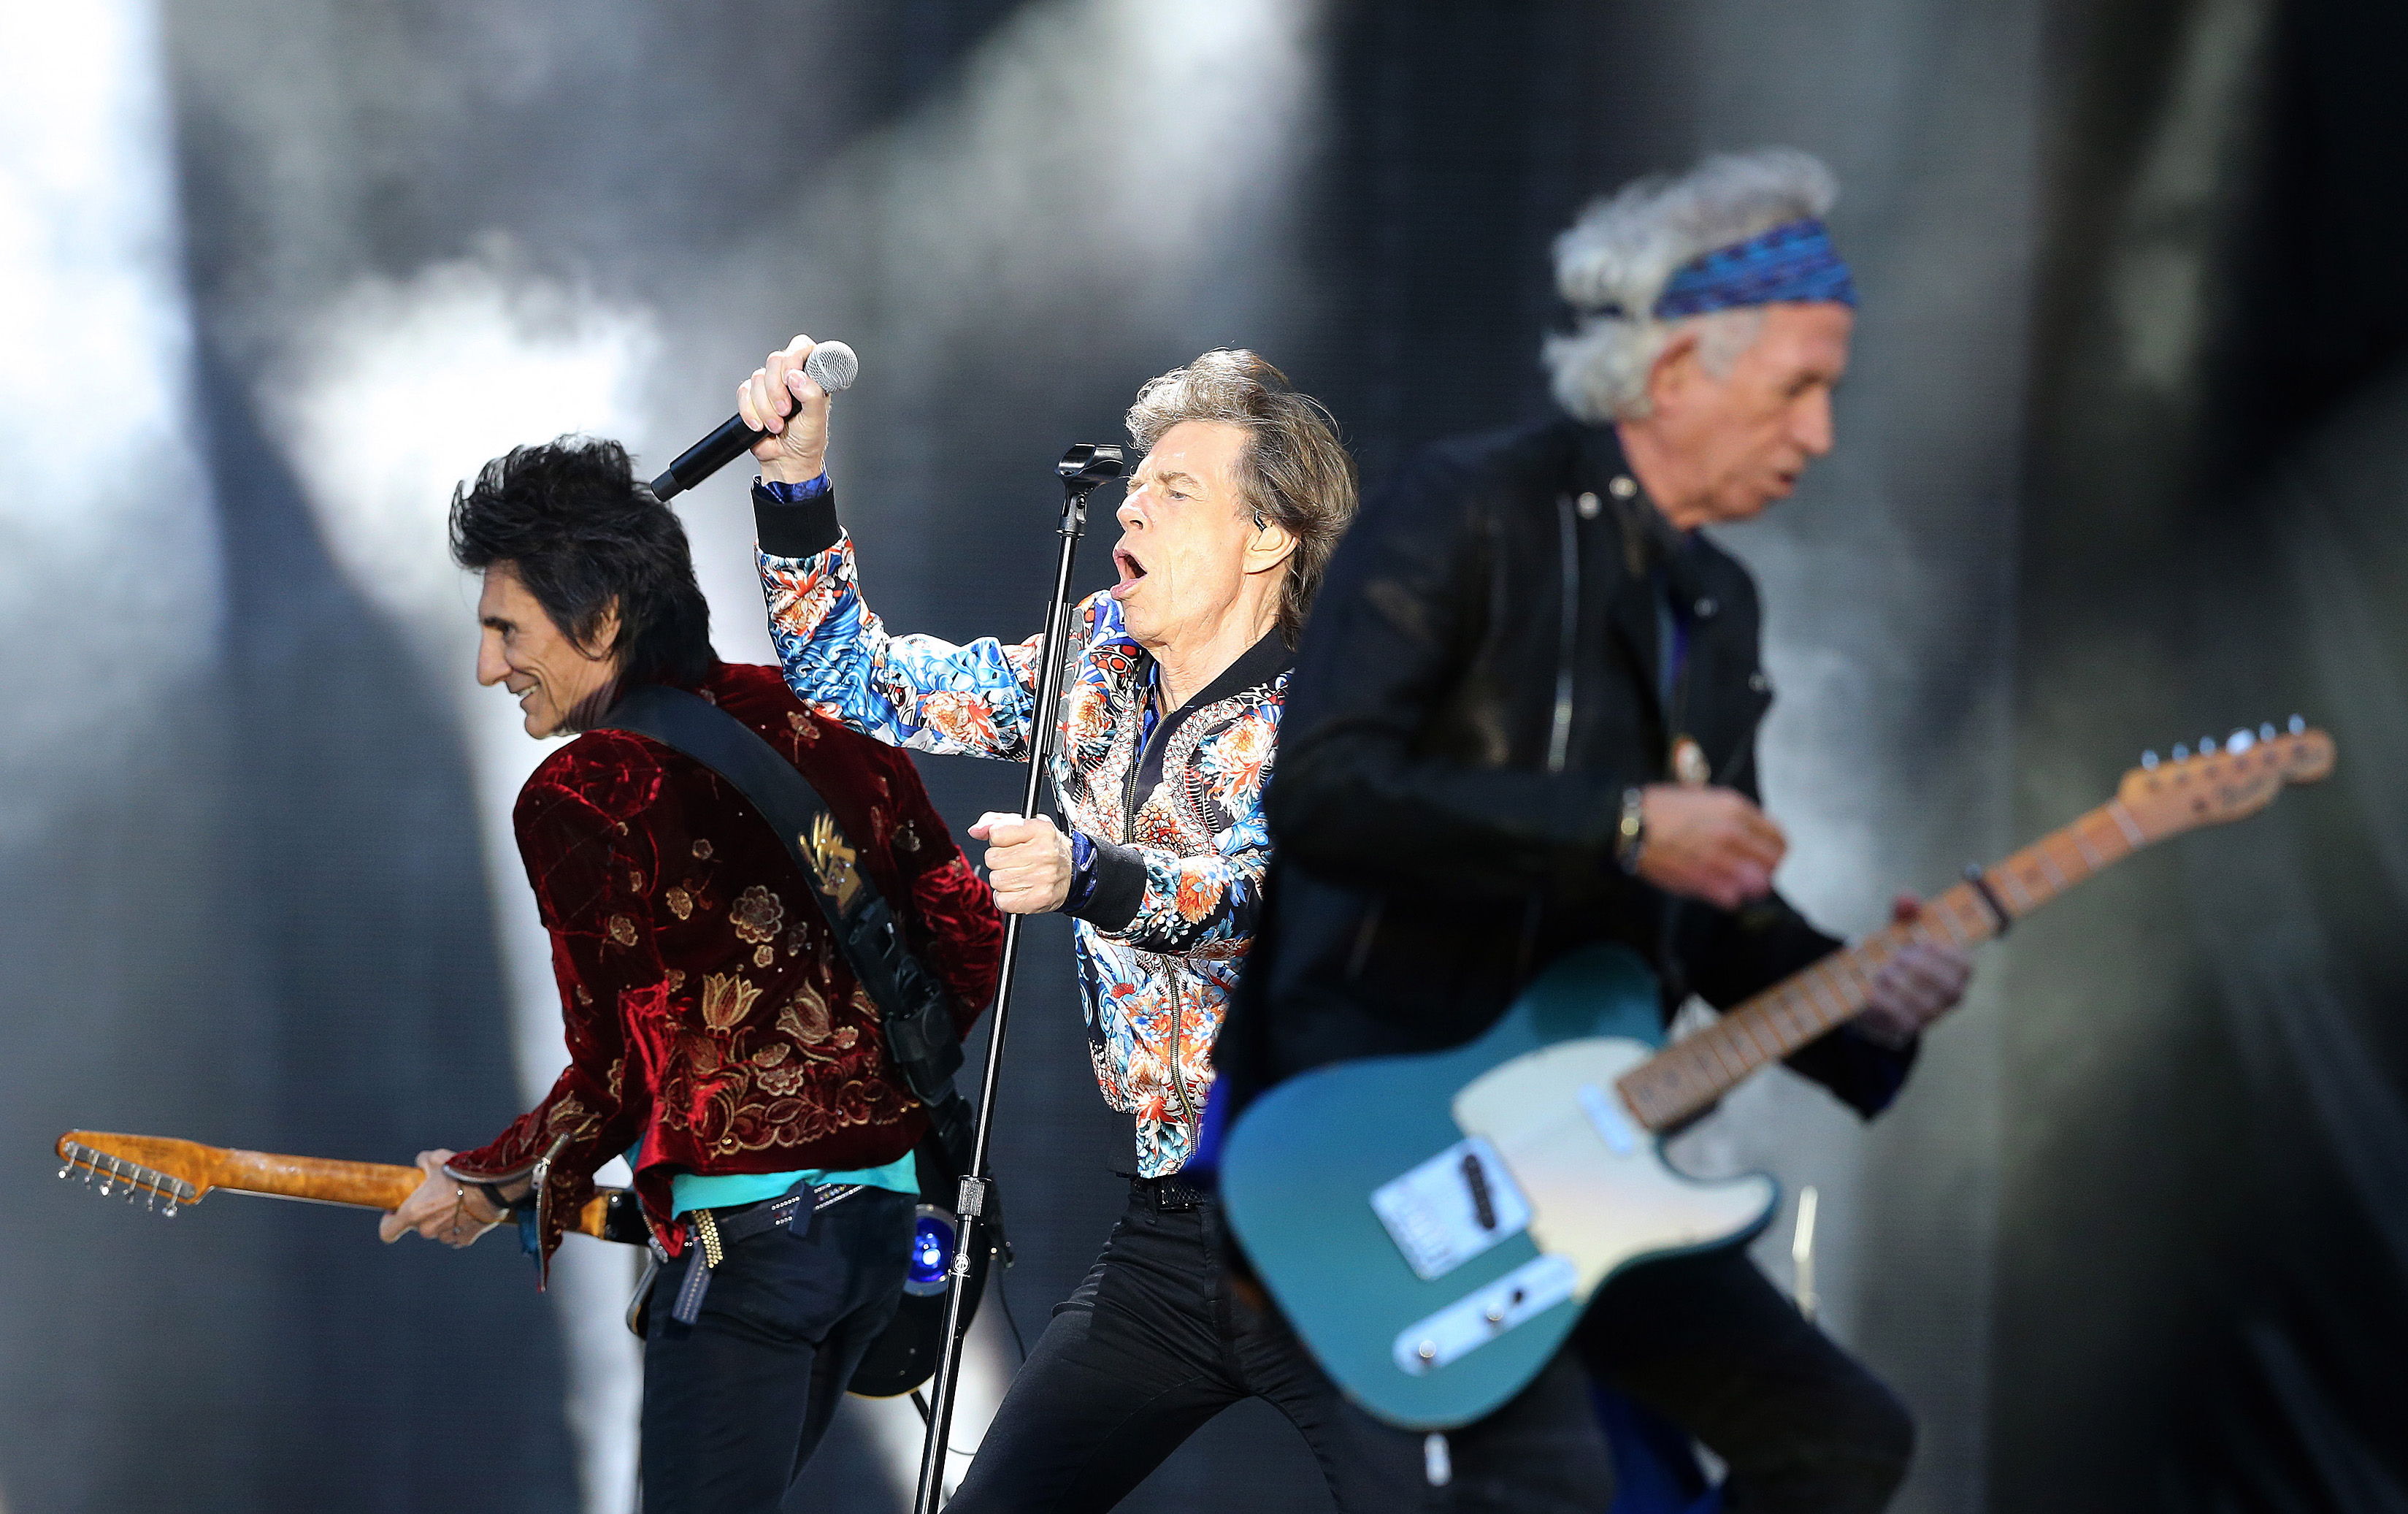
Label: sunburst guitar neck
xmin=1220 ymin=723 xmax=2334 ymax=1430
xmin=54 ymin=1131 xmax=644 ymax=1244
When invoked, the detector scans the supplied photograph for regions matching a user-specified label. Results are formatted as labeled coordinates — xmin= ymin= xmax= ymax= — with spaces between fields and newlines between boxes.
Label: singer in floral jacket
xmin=748 ymin=347 xmax=1354 ymax=1180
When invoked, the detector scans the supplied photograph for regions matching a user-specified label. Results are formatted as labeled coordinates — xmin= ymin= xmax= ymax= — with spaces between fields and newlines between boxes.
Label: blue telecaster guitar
xmin=1222 ymin=724 xmax=2334 ymax=1429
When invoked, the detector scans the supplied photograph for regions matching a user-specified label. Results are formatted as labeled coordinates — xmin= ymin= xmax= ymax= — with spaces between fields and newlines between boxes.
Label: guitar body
xmin=1221 ymin=945 xmax=1777 ymax=1430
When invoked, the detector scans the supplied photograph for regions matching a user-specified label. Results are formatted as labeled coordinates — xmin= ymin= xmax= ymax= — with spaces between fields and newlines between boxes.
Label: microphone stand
xmin=911 ymin=442 xmax=1125 ymax=1514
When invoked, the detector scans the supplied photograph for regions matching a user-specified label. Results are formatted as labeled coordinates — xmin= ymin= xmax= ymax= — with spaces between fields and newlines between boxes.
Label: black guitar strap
xmin=595 ymin=684 xmax=975 ymax=1174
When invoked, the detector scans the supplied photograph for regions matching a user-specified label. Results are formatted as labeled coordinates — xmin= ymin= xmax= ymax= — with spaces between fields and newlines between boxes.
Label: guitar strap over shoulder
xmin=595 ymin=683 xmax=975 ymax=1174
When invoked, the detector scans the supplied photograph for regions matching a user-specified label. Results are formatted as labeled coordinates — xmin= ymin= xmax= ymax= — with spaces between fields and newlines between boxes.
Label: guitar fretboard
xmin=1614 ymin=796 xmax=2154 ymax=1131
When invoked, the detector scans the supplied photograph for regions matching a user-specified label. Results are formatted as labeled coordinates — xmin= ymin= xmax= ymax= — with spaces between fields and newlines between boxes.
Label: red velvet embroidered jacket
xmin=448 ymin=662 xmax=1001 ymax=1263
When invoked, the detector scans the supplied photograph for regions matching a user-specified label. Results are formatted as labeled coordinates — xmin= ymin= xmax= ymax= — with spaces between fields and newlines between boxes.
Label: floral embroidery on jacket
xmin=444 ymin=663 xmax=1003 ymax=1265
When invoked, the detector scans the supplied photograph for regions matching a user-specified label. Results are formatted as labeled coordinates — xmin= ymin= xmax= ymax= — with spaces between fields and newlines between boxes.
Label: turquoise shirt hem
xmin=626 ymin=1146 xmax=919 ymax=1217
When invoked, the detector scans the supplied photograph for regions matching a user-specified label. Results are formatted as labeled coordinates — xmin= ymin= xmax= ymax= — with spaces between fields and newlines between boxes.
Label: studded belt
xmin=665 ymin=1182 xmax=865 ymax=1326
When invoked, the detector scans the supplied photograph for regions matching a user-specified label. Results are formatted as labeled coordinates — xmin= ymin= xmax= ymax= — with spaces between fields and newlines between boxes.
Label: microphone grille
xmin=805 ymin=340 xmax=859 ymax=394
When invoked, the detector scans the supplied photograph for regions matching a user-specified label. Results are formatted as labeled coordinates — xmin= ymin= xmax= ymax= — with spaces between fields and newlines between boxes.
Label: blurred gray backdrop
xmin=1 ymin=1 xmax=2399 ymax=1512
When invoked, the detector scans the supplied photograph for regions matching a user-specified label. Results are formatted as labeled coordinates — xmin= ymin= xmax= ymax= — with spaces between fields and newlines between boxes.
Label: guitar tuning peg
xmin=2201 ymin=735 xmax=2217 ymax=754
xmin=2141 ymin=750 xmax=2159 ymax=769
xmin=2260 ymin=722 xmax=2277 ymax=741
xmin=57 ymin=1160 xmax=71 ymax=1180
xmin=2173 ymin=743 xmax=2190 ymax=760
xmin=162 ymin=1197 xmax=178 ymax=1217
xmin=2289 ymin=714 xmax=2305 ymax=733
xmin=2228 ymin=728 xmax=2255 ymax=752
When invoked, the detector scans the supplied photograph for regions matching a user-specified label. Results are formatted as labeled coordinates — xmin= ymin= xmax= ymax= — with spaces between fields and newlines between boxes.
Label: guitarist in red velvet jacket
xmin=1219 ymin=150 xmax=1973 ymax=1512
xmin=377 ymin=438 xmax=1000 ymax=1514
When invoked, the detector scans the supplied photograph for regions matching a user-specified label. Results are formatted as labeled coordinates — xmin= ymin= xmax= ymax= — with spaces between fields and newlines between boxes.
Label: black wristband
xmin=753 ymin=479 xmax=843 ymax=558
xmin=1062 ymin=837 xmax=1146 ymax=932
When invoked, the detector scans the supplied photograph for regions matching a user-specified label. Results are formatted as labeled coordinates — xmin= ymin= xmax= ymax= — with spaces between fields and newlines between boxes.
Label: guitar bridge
xmin=1371 ymin=1136 xmax=1531 ymax=1281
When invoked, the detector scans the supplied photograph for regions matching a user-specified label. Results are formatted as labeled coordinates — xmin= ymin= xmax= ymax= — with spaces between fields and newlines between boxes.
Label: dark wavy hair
xmin=448 ymin=438 xmax=714 ymax=708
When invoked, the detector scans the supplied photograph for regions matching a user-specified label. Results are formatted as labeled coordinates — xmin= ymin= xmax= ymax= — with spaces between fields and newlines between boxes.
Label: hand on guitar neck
xmin=1852 ymin=895 xmax=1975 ymax=1048
xmin=378 ymin=1149 xmax=518 ymax=1248
xmin=1633 ymin=786 xmax=1974 ymax=1046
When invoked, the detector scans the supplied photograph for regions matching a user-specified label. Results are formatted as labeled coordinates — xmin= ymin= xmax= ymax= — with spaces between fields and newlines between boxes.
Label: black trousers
xmin=1573 ymin=1246 xmax=1914 ymax=1510
xmin=945 ymin=1190 xmax=1911 ymax=1513
xmin=638 ymin=1187 xmax=915 ymax=1514
xmin=944 ymin=1188 xmax=1601 ymax=1513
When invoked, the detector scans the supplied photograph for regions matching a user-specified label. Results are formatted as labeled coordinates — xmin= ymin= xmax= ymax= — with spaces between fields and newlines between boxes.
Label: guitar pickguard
xmin=1454 ymin=1039 xmax=1776 ymax=1300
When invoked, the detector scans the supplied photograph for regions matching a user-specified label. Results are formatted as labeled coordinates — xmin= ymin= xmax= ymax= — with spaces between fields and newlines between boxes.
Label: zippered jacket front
xmin=754 ymin=484 xmax=1284 ymax=1177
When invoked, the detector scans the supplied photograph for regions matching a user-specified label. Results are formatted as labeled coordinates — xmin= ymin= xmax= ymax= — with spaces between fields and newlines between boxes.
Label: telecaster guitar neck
xmin=55 ymin=1131 xmax=634 ymax=1241
xmin=1617 ymin=722 xmax=2336 ymax=1131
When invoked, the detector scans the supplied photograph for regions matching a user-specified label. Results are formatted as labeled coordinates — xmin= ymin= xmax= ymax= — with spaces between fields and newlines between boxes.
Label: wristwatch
xmin=1614 ymin=785 xmax=1646 ymax=873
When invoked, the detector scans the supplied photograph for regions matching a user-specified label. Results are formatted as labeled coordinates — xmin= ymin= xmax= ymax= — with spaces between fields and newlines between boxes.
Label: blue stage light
xmin=906 ymin=1207 xmax=956 ymax=1296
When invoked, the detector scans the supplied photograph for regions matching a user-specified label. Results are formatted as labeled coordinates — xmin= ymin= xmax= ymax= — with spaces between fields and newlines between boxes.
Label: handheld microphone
xmin=648 ymin=341 xmax=858 ymax=502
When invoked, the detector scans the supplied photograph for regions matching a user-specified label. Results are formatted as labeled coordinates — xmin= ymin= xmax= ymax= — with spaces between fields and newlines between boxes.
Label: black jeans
xmin=1575 ymin=1245 xmax=1914 ymax=1513
xmin=943 ymin=1186 xmax=1608 ymax=1513
xmin=638 ymin=1187 xmax=915 ymax=1514
xmin=946 ymin=1191 xmax=1911 ymax=1513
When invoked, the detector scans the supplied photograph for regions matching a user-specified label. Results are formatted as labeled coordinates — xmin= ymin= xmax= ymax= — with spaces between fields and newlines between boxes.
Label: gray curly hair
xmin=1124 ymin=349 xmax=1357 ymax=647
xmin=1543 ymin=148 xmax=1840 ymax=424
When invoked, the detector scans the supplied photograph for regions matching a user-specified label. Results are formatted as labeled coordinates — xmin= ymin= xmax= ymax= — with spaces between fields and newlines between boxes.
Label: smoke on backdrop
xmin=1 ymin=0 xmax=2401 ymax=1511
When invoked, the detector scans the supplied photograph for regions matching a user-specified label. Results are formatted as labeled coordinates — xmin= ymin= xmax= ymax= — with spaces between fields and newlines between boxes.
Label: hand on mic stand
xmin=738 ymin=333 xmax=836 ymax=489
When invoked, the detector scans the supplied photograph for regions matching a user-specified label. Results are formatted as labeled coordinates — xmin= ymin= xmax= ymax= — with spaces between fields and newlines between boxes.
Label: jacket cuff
xmin=754 ymin=476 xmax=841 ymax=558
xmin=1062 ymin=836 xmax=1146 ymax=932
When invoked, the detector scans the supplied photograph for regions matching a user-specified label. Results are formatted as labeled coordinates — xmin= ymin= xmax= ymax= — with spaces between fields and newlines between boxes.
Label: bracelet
xmin=474 ymin=1182 xmax=520 ymax=1217
xmin=1614 ymin=786 xmax=1646 ymax=874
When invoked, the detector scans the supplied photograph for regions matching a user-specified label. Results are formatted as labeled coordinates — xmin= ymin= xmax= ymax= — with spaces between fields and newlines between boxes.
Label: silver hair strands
xmin=1542 ymin=148 xmax=1841 ymax=424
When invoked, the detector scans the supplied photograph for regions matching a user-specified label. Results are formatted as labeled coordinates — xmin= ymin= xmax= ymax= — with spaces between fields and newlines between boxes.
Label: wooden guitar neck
xmin=1615 ymin=724 xmax=2334 ymax=1131
xmin=56 ymin=1131 xmax=629 ymax=1240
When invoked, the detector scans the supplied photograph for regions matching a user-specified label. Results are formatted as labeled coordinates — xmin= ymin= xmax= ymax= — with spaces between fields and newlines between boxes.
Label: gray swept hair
xmin=1542 ymin=148 xmax=1840 ymax=424
xmin=1124 ymin=348 xmax=1358 ymax=648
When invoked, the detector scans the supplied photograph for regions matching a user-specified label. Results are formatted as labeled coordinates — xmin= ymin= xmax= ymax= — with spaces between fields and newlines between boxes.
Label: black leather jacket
xmin=1219 ymin=413 xmax=1913 ymax=1123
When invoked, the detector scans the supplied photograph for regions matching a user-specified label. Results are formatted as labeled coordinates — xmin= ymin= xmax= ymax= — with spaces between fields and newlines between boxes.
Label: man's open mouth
xmin=1111 ymin=548 xmax=1148 ymax=600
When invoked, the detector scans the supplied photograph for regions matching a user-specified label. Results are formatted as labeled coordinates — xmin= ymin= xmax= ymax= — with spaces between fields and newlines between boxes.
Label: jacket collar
xmin=1140 ymin=626 xmax=1292 ymax=715
xmin=1570 ymin=418 xmax=1691 ymax=578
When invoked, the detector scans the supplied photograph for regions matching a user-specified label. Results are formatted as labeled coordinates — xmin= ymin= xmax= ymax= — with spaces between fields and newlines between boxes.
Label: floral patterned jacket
xmin=448 ymin=662 xmax=1002 ymax=1264
xmin=756 ymin=489 xmax=1286 ymax=1177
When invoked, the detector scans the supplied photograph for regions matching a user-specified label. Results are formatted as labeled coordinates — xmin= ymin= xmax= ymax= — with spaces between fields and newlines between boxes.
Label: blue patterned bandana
xmin=1594 ymin=217 xmax=1856 ymax=319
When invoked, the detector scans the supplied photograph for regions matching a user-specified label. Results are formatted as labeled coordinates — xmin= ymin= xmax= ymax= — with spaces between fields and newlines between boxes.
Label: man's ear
xmin=1643 ymin=327 xmax=1704 ymax=419
xmin=1244 ymin=516 xmax=1298 ymax=575
xmin=581 ymin=597 xmax=624 ymax=662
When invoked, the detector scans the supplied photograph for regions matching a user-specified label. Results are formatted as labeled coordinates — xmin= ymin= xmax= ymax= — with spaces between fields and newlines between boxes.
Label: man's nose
xmin=1794 ymin=389 xmax=1835 ymax=458
xmin=475 ymin=634 xmax=508 ymax=687
xmin=1116 ymin=491 xmax=1147 ymax=532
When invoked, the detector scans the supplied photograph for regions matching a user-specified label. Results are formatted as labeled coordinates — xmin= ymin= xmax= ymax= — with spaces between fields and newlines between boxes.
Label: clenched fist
xmin=737 ymin=334 xmax=835 ymax=487
xmin=970 ymin=811 xmax=1075 ymax=915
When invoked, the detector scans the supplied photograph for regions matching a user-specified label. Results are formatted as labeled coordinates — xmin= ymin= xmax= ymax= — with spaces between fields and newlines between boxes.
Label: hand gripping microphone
xmin=648 ymin=340 xmax=858 ymax=502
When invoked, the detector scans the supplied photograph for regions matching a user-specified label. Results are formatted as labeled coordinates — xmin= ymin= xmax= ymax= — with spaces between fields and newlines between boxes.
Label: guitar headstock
xmin=56 ymin=1131 xmax=212 ymax=1215
xmin=2117 ymin=719 xmax=2336 ymax=841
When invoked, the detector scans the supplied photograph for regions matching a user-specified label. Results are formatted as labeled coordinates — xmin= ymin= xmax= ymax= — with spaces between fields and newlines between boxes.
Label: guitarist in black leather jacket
xmin=1219 ymin=150 xmax=1972 ymax=1512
